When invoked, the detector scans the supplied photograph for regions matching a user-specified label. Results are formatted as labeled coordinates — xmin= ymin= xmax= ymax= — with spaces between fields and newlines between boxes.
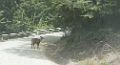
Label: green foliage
xmin=0 ymin=0 xmax=120 ymax=51
xmin=45 ymin=0 xmax=120 ymax=51
xmin=0 ymin=0 xmax=51 ymax=33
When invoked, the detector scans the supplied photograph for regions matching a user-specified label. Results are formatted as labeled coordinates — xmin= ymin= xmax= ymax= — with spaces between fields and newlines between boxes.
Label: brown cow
xmin=31 ymin=36 xmax=44 ymax=49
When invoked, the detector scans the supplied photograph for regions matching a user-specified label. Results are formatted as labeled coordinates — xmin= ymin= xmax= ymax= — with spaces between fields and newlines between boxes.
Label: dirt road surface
xmin=0 ymin=32 xmax=64 ymax=65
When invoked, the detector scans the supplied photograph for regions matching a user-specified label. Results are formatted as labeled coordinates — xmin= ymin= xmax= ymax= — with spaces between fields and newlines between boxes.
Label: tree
xmin=0 ymin=0 xmax=51 ymax=33
xmin=45 ymin=0 xmax=120 ymax=49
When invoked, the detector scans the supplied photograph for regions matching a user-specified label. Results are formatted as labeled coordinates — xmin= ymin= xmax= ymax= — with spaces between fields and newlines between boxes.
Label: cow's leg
xmin=31 ymin=43 xmax=35 ymax=49
xmin=37 ymin=43 xmax=40 ymax=49
xmin=33 ymin=44 xmax=36 ymax=49
xmin=31 ymin=43 xmax=33 ymax=48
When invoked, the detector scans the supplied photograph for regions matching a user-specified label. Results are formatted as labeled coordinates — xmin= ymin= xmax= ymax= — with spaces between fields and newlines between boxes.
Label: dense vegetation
xmin=0 ymin=0 xmax=120 ymax=52
xmin=48 ymin=0 xmax=120 ymax=50
xmin=0 ymin=0 xmax=52 ymax=33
